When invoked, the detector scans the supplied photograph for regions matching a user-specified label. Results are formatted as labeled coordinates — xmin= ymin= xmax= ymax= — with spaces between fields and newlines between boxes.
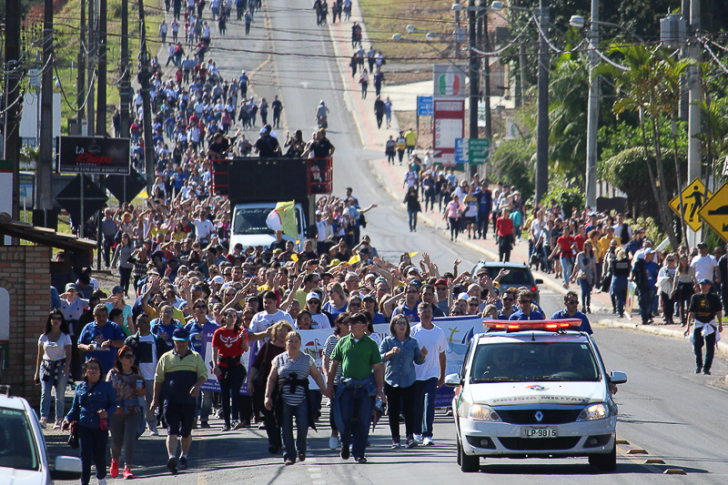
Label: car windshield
xmin=0 ymin=406 xmax=40 ymax=471
xmin=233 ymin=207 xmax=302 ymax=236
xmin=483 ymin=266 xmax=531 ymax=286
xmin=470 ymin=342 xmax=600 ymax=383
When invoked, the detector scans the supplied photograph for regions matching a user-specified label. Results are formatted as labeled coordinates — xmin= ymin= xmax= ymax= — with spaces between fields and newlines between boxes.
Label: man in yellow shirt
xmin=599 ymin=226 xmax=617 ymax=256
xmin=404 ymin=128 xmax=417 ymax=157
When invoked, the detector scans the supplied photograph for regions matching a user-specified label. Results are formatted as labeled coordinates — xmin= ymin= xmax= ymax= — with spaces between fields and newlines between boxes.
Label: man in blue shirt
xmin=391 ymin=283 xmax=421 ymax=323
xmin=551 ymin=291 xmax=593 ymax=334
xmin=78 ymin=304 xmax=126 ymax=373
xmin=509 ymin=290 xmax=545 ymax=321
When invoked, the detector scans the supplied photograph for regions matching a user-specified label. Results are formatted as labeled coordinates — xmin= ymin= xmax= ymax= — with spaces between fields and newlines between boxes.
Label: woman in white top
xmin=35 ymin=311 xmax=73 ymax=428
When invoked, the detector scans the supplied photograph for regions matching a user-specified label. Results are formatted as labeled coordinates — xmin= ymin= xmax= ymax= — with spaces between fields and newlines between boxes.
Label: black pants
xmin=660 ymin=291 xmax=675 ymax=323
xmin=693 ymin=325 xmax=716 ymax=372
xmin=219 ymin=364 xmax=245 ymax=426
xmin=376 ymin=114 xmax=383 ymax=128
xmin=119 ymin=267 xmax=132 ymax=295
xmin=385 ymin=383 xmax=416 ymax=441
xmin=79 ymin=426 xmax=108 ymax=485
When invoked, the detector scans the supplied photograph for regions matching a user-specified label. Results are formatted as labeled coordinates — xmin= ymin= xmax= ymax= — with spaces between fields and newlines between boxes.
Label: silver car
xmin=446 ymin=322 xmax=627 ymax=473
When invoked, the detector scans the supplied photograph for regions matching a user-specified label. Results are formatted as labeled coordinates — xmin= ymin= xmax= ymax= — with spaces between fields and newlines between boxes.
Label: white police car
xmin=446 ymin=321 xmax=627 ymax=473
xmin=0 ymin=386 xmax=82 ymax=484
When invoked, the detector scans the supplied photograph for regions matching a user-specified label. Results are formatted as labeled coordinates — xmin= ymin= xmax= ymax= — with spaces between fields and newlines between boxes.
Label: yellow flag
xmin=409 ymin=252 xmax=418 ymax=258
xmin=266 ymin=200 xmax=298 ymax=239
xmin=347 ymin=254 xmax=360 ymax=265
xmin=290 ymin=254 xmax=299 ymax=262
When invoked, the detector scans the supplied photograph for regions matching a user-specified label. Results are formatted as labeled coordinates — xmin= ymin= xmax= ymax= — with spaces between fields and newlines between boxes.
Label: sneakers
xmin=39 ymin=418 xmax=48 ymax=429
xmin=329 ymin=436 xmax=339 ymax=449
xmin=695 ymin=367 xmax=702 ymax=374
xmin=233 ymin=421 xmax=245 ymax=430
xmin=423 ymin=437 xmax=435 ymax=446
xmin=110 ymin=458 xmax=120 ymax=478
xmin=178 ymin=456 xmax=188 ymax=470
xmin=97 ymin=479 xmax=107 ymax=485
xmin=167 ymin=456 xmax=178 ymax=474
xmin=704 ymin=370 xmax=712 ymax=375
xmin=200 ymin=422 xmax=211 ymax=429
xmin=123 ymin=467 xmax=134 ymax=479
xmin=149 ymin=428 xmax=159 ymax=436
xmin=391 ymin=440 xmax=401 ymax=449
xmin=222 ymin=424 xmax=231 ymax=432
xmin=340 ymin=445 xmax=350 ymax=460
xmin=413 ymin=434 xmax=423 ymax=444
xmin=405 ymin=437 xmax=417 ymax=448
xmin=53 ymin=420 xmax=63 ymax=429
xmin=354 ymin=456 xmax=367 ymax=464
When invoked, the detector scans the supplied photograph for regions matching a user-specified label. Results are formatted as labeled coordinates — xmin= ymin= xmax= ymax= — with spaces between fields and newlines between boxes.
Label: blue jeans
xmin=578 ymin=279 xmax=592 ymax=310
xmin=336 ymin=386 xmax=374 ymax=458
xmin=40 ymin=369 xmax=68 ymax=422
xmin=79 ymin=426 xmax=108 ymax=485
xmin=408 ymin=209 xmax=418 ymax=231
xmin=561 ymin=256 xmax=574 ymax=286
xmin=280 ymin=399 xmax=308 ymax=461
xmin=413 ymin=377 xmax=438 ymax=438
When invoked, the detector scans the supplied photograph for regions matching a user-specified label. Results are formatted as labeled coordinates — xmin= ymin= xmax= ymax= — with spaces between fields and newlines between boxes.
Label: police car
xmin=0 ymin=386 xmax=82 ymax=484
xmin=446 ymin=321 xmax=627 ymax=473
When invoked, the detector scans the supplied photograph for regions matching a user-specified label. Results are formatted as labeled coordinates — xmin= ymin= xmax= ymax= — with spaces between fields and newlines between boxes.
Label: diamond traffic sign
xmin=468 ymin=138 xmax=490 ymax=165
xmin=698 ymin=182 xmax=728 ymax=242
xmin=55 ymin=174 xmax=108 ymax=226
xmin=668 ymin=177 xmax=711 ymax=232
xmin=105 ymin=167 xmax=147 ymax=204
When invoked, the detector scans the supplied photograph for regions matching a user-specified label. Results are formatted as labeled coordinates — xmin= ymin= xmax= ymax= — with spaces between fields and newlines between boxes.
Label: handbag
xmin=575 ymin=270 xmax=587 ymax=280
xmin=67 ymin=421 xmax=80 ymax=449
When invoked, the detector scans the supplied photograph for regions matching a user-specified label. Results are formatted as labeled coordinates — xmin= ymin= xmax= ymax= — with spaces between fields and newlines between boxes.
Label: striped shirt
xmin=275 ymin=352 xmax=313 ymax=406
xmin=323 ymin=334 xmax=343 ymax=385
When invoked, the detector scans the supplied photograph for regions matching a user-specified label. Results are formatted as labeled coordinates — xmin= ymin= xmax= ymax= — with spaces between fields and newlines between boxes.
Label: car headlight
xmin=468 ymin=403 xmax=502 ymax=422
xmin=577 ymin=403 xmax=609 ymax=421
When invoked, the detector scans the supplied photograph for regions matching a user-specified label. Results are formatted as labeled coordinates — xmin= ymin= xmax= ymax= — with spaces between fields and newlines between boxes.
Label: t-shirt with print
xmin=212 ymin=327 xmax=248 ymax=366
xmin=136 ymin=334 xmax=158 ymax=380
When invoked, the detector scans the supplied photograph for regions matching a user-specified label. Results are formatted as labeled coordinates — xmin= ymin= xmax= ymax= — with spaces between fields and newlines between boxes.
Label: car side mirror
xmin=535 ymin=279 xmax=544 ymax=285
xmin=444 ymin=373 xmax=462 ymax=387
xmin=609 ymin=371 xmax=627 ymax=385
xmin=51 ymin=456 xmax=83 ymax=480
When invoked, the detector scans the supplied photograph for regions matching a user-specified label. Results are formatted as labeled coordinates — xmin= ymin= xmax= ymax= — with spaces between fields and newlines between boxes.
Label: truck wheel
xmin=589 ymin=444 xmax=617 ymax=472
xmin=460 ymin=440 xmax=480 ymax=473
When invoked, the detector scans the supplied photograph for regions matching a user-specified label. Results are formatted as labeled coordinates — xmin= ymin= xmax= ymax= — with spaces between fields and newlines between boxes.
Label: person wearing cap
xmin=104 ymin=286 xmax=135 ymax=337
xmin=411 ymin=302 xmax=447 ymax=446
xmin=151 ymin=327 xmax=208 ymax=474
xmin=685 ymin=279 xmax=723 ymax=374
xmin=362 ymin=293 xmax=386 ymax=324
xmin=630 ymin=249 xmax=655 ymax=325
xmin=78 ymin=304 xmax=127 ymax=375
xmin=327 ymin=312 xmax=386 ymax=463
xmin=303 ymin=291 xmax=332 ymax=328
xmin=433 ymin=278 xmax=451 ymax=316
xmin=691 ymin=242 xmax=720 ymax=286
xmin=60 ymin=283 xmax=89 ymax=379
xmin=391 ymin=283 xmax=421 ymax=323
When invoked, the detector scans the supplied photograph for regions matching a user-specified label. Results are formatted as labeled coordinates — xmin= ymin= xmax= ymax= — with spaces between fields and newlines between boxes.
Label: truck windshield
xmin=470 ymin=342 xmax=600 ymax=383
xmin=233 ymin=207 xmax=302 ymax=236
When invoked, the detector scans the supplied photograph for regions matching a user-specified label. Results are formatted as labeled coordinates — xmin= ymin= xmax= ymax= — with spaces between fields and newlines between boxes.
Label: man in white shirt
xmin=316 ymin=211 xmax=331 ymax=255
xmin=193 ymin=210 xmax=215 ymax=244
xmin=248 ymin=291 xmax=294 ymax=344
xmin=411 ymin=302 xmax=447 ymax=446
xmin=691 ymin=241 xmax=720 ymax=284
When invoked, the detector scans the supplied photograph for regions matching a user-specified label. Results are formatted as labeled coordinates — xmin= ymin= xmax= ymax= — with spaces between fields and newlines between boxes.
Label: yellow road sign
xmin=669 ymin=178 xmax=712 ymax=232
xmin=698 ymin=182 xmax=728 ymax=242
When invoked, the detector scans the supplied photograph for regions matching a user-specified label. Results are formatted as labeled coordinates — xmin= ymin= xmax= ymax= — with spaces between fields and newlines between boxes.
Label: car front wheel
xmin=589 ymin=444 xmax=617 ymax=472
xmin=459 ymin=439 xmax=480 ymax=473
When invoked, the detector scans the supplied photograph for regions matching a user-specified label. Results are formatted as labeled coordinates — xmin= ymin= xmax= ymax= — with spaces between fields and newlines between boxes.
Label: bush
xmin=542 ymin=186 xmax=584 ymax=218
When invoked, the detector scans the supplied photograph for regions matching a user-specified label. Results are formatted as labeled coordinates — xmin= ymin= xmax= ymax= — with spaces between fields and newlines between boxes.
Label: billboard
xmin=58 ymin=136 xmax=131 ymax=175
xmin=432 ymin=98 xmax=465 ymax=167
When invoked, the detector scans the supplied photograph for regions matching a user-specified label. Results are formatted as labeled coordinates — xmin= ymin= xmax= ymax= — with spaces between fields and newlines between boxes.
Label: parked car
xmin=0 ymin=385 xmax=82 ymax=484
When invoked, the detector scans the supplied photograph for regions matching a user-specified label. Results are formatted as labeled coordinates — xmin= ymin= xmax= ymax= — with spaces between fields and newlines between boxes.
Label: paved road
xmin=49 ymin=0 xmax=728 ymax=483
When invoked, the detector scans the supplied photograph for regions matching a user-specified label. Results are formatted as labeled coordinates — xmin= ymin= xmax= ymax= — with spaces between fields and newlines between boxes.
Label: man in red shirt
xmin=496 ymin=209 xmax=515 ymax=262
xmin=554 ymin=227 xmax=576 ymax=289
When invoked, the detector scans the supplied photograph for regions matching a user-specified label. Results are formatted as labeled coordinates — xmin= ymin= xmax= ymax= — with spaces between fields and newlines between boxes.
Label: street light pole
xmin=469 ymin=0 xmax=479 ymax=178
xmin=585 ymin=0 xmax=599 ymax=209
xmin=535 ymin=0 xmax=549 ymax=204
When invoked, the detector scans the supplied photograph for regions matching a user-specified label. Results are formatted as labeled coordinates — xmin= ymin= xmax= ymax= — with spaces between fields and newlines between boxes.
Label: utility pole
xmin=584 ymin=0 xmax=599 ymax=210
xmin=687 ymin=0 xmax=701 ymax=246
xmin=138 ymin=0 xmax=156 ymax=191
xmin=480 ymin=1 xmax=492 ymax=144
xmin=37 ymin=0 xmax=54 ymax=220
xmin=454 ymin=0 xmax=461 ymax=57
xmin=535 ymin=0 xmax=549 ymax=204
xmin=468 ymin=0 xmax=479 ymax=180
xmin=96 ymin=0 xmax=107 ymax=136
xmin=87 ymin=0 xmax=96 ymax=136
xmin=5 ymin=0 xmax=21 ymax=231
xmin=78 ymin=0 xmax=86 ymax=132
xmin=120 ymin=0 xmax=130 ymax=137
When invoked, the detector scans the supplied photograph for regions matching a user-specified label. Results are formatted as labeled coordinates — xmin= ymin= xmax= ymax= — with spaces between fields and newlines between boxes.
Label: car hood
xmin=469 ymin=381 xmax=606 ymax=407
xmin=0 ymin=468 xmax=46 ymax=485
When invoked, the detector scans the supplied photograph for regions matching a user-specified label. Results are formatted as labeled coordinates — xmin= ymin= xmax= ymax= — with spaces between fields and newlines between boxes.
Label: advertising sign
xmin=432 ymin=98 xmax=465 ymax=168
xmin=59 ymin=136 xmax=131 ymax=175
xmin=433 ymin=65 xmax=467 ymax=98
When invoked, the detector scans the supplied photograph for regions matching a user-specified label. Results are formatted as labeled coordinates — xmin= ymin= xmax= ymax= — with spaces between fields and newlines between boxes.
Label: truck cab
xmin=231 ymin=202 xmax=306 ymax=251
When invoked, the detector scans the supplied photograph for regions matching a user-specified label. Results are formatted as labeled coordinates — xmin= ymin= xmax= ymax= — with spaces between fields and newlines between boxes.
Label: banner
xmin=58 ymin=136 xmax=131 ymax=175
xmin=625 ymin=282 xmax=637 ymax=321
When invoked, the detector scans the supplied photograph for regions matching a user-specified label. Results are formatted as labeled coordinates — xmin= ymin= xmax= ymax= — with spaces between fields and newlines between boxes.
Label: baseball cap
xmin=434 ymin=278 xmax=448 ymax=287
xmin=698 ymin=278 xmax=712 ymax=285
xmin=697 ymin=241 xmax=707 ymax=247
xmin=212 ymin=275 xmax=224 ymax=284
xmin=112 ymin=285 xmax=125 ymax=295
xmin=345 ymin=272 xmax=359 ymax=281
xmin=172 ymin=328 xmax=190 ymax=341
xmin=306 ymin=292 xmax=321 ymax=302
xmin=65 ymin=283 xmax=78 ymax=292
xmin=457 ymin=292 xmax=470 ymax=301
xmin=362 ymin=294 xmax=376 ymax=302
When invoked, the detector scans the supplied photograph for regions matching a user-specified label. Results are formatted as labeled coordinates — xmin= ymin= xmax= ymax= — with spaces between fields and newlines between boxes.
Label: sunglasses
xmin=566 ymin=300 xmax=579 ymax=305
xmin=502 ymin=297 xmax=514 ymax=302
xmin=469 ymin=303 xmax=479 ymax=307
xmin=122 ymin=354 xmax=134 ymax=359
xmin=194 ymin=305 xmax=207 ymax=310
xmin=519 ymin=300 xmax=532 ymax=304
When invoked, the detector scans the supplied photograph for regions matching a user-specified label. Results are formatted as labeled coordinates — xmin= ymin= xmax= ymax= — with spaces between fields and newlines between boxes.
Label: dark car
xmin=471 ymin=261 xmax=543 ymax=304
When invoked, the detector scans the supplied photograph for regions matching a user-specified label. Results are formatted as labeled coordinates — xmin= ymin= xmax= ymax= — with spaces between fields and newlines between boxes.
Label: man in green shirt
xmin=326 ymin=312 xmax=385 ymax=463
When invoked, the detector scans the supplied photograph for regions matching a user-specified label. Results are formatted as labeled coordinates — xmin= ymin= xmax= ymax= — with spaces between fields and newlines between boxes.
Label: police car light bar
xmin=483 ymin=319 xmax=583 ymax=332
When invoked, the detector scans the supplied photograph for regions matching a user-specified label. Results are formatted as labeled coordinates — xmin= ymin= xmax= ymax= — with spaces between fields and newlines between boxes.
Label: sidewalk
xmin=331 ymin=0 xmax=727 ymax=369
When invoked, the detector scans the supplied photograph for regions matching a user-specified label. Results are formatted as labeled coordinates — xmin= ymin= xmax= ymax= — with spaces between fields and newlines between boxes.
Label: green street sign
xmin=468 ymin=138 xmax=490 ymax=165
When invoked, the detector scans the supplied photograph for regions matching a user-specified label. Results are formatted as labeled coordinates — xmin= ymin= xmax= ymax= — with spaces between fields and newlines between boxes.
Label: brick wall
xmin=0 ymin=246 xmax=51 ymax=406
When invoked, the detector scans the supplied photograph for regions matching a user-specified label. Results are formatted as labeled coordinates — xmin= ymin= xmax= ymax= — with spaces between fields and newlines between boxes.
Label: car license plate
xmin=522 ymin=427 xmax=557 ymax=438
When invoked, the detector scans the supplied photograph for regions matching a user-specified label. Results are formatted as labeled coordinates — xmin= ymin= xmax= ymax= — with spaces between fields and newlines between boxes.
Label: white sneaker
xmin=98 ymin=479 xmax=107 ymax=485
xmin=414 ymin=434 xmax=423 ymax=444
xmin=329 ymin=436 xmax=338 ymax=449
xmin=423 ymin=437 xmax=435 ymax=446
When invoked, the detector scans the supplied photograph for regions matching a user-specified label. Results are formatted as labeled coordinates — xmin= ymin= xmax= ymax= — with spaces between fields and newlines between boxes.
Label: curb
xmin=597 ymin=319 xmax=728 ymax=361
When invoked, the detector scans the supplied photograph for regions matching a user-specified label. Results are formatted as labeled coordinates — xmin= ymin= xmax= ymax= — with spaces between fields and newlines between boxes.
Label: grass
xmin=27 ymin=0 xmax=166 ymax=133
xmin=358 ymin=0 xmax=456 ymax=84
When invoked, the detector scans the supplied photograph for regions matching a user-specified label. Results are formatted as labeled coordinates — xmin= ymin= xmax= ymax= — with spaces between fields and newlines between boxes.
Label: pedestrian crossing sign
xmin=668 ymin=178 xmax=712 ymax=232
xmin=698 ymin=182 xmax=728 ymax=242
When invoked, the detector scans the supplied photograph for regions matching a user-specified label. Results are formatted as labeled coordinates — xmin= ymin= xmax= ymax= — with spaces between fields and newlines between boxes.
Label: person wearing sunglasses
xmin=391 ymin=283 xmax=421 ymax=323
xmin=550 ymin=291 xmax=593 ymax=334
xmin=508 ymin=291 xmax=544 ymax=321
xmin=106 ymin=346 xmax=146 ymax=479
xmin=497 ymin=290 xmax=517 ymax=320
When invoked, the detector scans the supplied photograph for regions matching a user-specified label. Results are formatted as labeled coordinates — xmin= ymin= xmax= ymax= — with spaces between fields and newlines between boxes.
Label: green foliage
xmin=541 ymin=186 xmax=585 ymax=219
xmin=625 ymin=215 xmax=666 ymax=249
xmin=490 ymin=138 xmax=535 ymax=202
